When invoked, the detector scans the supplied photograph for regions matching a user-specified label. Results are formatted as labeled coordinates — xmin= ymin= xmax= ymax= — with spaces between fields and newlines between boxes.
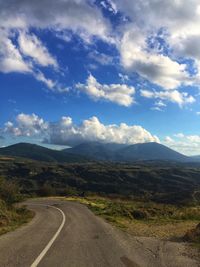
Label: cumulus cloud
xmin=4 ymin=113 xmax=48 ymax=137
xmin=140 ymin=89 xmax=195 ymax=107
xmin=0 ymin=0 xmax=110 ymax=41
xmin=112 ymin=0 xmax=200 ymax=90
xmin=174 ymin=133 xmax=185 ymax=138
xmin=164 ymin=133 xmax=200 ymax=155
xmin=119 ymin=28 xmax=192 ymax=90
xmin=76 ymin=74 xmax=135 ymax=106
xmin=3 ymin=113 xmax=159 ymax=146
xmin=48 ymin=116 xmax=159 ymax=145
xmin=114 ymin=0 xmax=200 ymax=30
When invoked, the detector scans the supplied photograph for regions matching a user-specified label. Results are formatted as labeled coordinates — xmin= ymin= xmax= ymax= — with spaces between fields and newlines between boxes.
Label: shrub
xmin=132 ymin=209 xmax=149 ymax=220
xmin=184 ymin=223 xmax=200 ymax=242
xmin=0 ymin=177 xmax=21 ymax=205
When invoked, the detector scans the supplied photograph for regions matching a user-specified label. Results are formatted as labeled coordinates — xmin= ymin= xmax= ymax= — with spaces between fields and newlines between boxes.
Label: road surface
xmin=0 ymin=198 xmax=198 ymax=267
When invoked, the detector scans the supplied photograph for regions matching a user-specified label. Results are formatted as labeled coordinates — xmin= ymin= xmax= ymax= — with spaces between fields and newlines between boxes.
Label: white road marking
xmin=30 ymin=204 xmax=66 ymax=267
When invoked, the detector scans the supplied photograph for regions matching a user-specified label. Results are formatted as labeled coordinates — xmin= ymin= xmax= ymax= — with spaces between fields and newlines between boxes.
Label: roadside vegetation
xmin=0 ymin=176 xmax=33 ymax=235
xmin=63 ymin=196 xmax=200 ymax=241
xmin=1 ymin=156 xmax=200 ymax=242
xmin=1 ymin=156 xmax=200 ymax=205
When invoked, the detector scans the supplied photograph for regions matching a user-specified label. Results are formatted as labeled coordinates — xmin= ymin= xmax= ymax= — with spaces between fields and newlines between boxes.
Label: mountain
xmin=0 ymin=141 xmax=192 ymax=163
xmin=116 ymin=142 xmax=190 ymax=162
xmin=190 ymin=155 xmax=200 ymax=162
xmin=63 ymin=142 xmax=117 ymax=160
xmin=0 ymin=143 xmax=87 ymax=163
xmin=65 ymin=141 xmax=190 ymax=162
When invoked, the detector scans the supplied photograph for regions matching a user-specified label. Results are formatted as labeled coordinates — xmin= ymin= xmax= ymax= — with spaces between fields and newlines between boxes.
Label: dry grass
xmin=62 ymin=196 xmax=200 ymax=240
xmin=0 ymin=203 xmax=34 ymax=235
xmin=116 ymin=218 xmax=198 ymax=239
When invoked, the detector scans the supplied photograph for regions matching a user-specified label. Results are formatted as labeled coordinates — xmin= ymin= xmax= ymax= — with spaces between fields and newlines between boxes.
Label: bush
xmin=132 ymin=209 xmax=149 ymax=220
xmin=184 ymin=223 xmax=200 ymax=242
xmin=0 ymin=177 xmax=21 ymax=205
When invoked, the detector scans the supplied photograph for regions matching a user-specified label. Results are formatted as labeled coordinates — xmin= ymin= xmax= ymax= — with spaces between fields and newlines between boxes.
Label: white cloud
xmin=152 ymin=100 xmax=167 ymax=110
xmin=164 ymin=136 xmax=174 ymax=143
xmin=88 ymin=51 xmax=113 ymax=65
xmin=141 ymin=89 xmax=195 ymax=107
xmin=18 ymin=32 xmax=58 ymax=68
xmin=48 ymin=116 xmax=159 ymax=145
xmin=113 ymin=0 xmax=200 ymax=90
xmin=4 ymin=113 xmax=48 ymax=137
xmin=4 ymin=114 xmax=159 ymax=146
xmin=100 ymin=0 xmax=118 ymax=14
xmin=0 ymin=29 xmax=31 ymax=73
xmin=0 ymin=0 xmax=110 ymax=41
xmin=1 ymin=0 xmax=200 ymax=105
xmin=33 ymin=71 xmax=69 ymax=93
xmin=174 ymin=133 xmax=185 ymax=138
xmin=0 ymin=0 xmax=113 ymax=93
xmin=76 ymin=74 xmax=135 ymax=106
xmin=0 ymin=29 xmax=67 ymax=92
xmin=119 ymin=73 xmax=129 ymax=82
xmin=151 ymin=106 xmax=162 ymax=112
xmin=155 ymin=100 xmax=166 ymax=107
xmin=119 ymin=28 xmax=192 ymax=90
xmin=164 ymin=133 xmax=200 ymax=155
xmin=33 ymin=72 xmax=55 ymax=89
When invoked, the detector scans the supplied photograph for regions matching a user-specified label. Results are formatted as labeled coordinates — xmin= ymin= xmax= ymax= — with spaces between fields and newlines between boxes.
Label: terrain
xmin=0 ymin=198 xmax=198 ymax=267
xmin=0 ymin=143 xmax=88 ymax=163
xmin=1 ymin=155 xmax=200 ymax=204
xmin=0 ymin=176 xmax=33 ymax=235
xmin=0 ymin=142 xmax=194 ymax=163
xmin=0 ymin=142 xmax=200 ymax=266
xmin=66 ymin=141 xmax=190 ymax=162
xmin=64 ymin=196 xmax=200 ymax=240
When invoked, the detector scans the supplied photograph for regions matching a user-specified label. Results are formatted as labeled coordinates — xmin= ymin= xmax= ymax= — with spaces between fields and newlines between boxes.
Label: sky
xmin=1 ymin=0 xmax=200 ymax=155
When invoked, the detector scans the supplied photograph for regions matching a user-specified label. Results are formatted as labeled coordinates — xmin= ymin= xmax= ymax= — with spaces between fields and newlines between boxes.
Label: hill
xmin=116 ymin=142 xmax=190 ymax=162
xmin=0 ymin=143 xmax=87 ymax=163
xmin=190 ymin=155 xmax=200 ymax=162
xmin=66 ymin=142 xmax=190 ymax=162
xmin=64 ymin=142 xmax=118 ymax=160
xmin=0 ymin=156 xmax=200 ymax=204
xmin=0 ymin=142 xmax=194 ymax=163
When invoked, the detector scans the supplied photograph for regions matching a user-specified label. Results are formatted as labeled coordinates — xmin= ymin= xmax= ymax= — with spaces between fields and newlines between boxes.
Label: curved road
xmin=0 ymin=199 xmax=198 ymax=267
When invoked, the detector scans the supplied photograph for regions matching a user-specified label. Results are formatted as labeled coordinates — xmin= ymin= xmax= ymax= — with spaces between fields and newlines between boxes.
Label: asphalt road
xmin=0 ymin=198 xmax=198 ymax=267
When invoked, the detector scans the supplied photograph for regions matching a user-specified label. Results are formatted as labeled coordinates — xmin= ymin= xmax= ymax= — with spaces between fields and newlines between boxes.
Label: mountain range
xmin=0 ymin=143 xmax=87 ymax=162
xmin=0 ymin=141 xmax=197 ymax=163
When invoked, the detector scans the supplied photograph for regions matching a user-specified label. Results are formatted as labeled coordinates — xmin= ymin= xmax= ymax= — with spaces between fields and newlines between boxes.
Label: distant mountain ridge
xmin=62 ymin=142 xmax=127 ymax=161
xmin=0 ymin=141 xmax=195 ymax=163
xmin=115 ymin=142 xmax=189 ymax=162
xmin=0 ymin=143 xmax=87 ymax=162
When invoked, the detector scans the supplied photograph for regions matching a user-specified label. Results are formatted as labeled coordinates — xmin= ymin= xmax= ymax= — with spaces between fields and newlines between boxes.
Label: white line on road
xmin=30 ymin=204 xmax=66 ymax=267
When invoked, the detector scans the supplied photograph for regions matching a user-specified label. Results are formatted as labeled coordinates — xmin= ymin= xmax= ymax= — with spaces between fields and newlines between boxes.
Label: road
xmin=0 ymin=198 xmax=198 ymax=267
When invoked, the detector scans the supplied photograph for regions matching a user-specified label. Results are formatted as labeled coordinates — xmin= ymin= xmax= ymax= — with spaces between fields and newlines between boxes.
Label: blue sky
xmin=1 ymin=0 xmax=200 ymax=155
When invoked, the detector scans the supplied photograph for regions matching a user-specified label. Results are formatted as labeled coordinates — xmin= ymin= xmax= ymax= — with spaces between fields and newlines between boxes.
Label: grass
xmin=0 ymin=200 xmax=34 ymax=235
xmin=62 ymin=196 xmax=200 ymax=240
